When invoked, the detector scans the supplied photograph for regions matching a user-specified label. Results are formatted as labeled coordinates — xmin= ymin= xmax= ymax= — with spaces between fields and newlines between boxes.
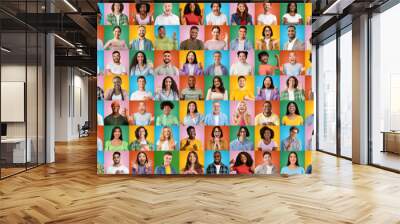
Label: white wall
xmin=54 ymin=67 xmax=89 ymax=141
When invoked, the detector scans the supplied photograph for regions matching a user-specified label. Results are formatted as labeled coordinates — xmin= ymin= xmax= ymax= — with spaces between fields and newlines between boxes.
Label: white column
xmin=352 ymin=14 xmax=369 ymax=164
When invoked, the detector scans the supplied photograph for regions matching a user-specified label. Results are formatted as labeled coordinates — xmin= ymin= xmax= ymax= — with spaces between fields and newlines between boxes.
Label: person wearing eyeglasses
xmin=281 ymin=126 xmax=302 ymax=151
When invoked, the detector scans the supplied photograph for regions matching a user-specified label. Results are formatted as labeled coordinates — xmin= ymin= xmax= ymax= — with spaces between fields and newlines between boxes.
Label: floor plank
xmin=0 ymin=136 xmax=399 ymax=223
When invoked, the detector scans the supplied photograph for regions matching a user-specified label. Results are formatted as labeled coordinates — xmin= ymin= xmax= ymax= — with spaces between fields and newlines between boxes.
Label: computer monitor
xmin=1 ymin=123 xmax=7 ymax=138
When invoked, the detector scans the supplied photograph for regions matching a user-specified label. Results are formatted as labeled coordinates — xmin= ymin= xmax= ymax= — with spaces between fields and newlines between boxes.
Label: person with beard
xmin=206 ymin=151 xmax=229 ymax=175
xmin=282 ymin=25 xmax=304 ymax=51
xmin=106 ymin=152 xmax=129 ymax=174
xmin=105 ymin=51 xmax=127 ymax=75
xmin=179 ymin=26 xmax=204 ymax=50
xmin=180 ymin=76 xmax=204 ymax=100
xmin=104 ymin=101 xmax=129 ymax=125
xmin=154 ymin=51 xmax=180 ymax=76
xmin=254 ymin=101 xmax=280 ymax=126
xmin=130 ymin=25 xmax=154 ymax=51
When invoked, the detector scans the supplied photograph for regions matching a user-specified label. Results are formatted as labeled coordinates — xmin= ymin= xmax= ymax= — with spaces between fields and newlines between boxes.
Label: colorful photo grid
xmin=97 ymin=2 xmax=314 ymax=176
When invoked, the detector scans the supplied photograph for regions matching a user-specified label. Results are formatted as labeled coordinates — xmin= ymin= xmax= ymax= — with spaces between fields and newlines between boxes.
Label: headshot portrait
xmin=104 ymin=25 xmax=129 ymax=50
xmin=97 ymin=100 xmax=104 ymax=126
xmin=104 ymin=3 xmax=129 ymax=26
xmin=129 ymin=125 xmax=154 ymax=151
xmin=205 ymin=126 xmax=230 ymax=150
xmin=280 ymin=2 xmax=305 ymax=25
xmin=205 ymin=150 xmax=230 ymax=175
xmin=129 ymin=50 xmax=154 ymax=76
xmin=130 ymin=3 xmax=154 ymax=25
xmin=229 ymin=126 xmax=255 ymax=151
xmin=155 ymin=101 xmax=180 ymax=126
xmin=104 ymin=151 xmax=130 ymax=174
xmin=153 ymin=50 xmax=180 ymax=76
xmin=255 ymin=3 xmax=280 ymax=25
xmin=230 ymin=151 xmax=255 ymax=174
xmin=280 ymin=75 xmax=305 ymax=101
xmin=154 ymin=75 xmax=180 ymax=101
xmin=129 ymin=25 xmax=155 ymax=50
xmin=204 ymin=3 xmax=229 ymax=25
xmin=130 ymin=151 xmax=154 ymax=175
xmin=154 ymin=126 xmax=179 ymax=151
xmin=104 ymin=100 xmax=129 ymax=125
xmin=255 ymin=50 xmax=280 ymax=76
xmin=154 ymin=25 xmax=180 ymax=50
xmin=179 ymin=3 xmax=204 ymax=25
xmin=104 ymin=50 xmax=129 ymax=76
xmin=280 ymin=126 xmax=305 ymax=152
xmin=280 ymin=25 xmax=305 ymax=51
xmin=180 ymin=151 xmax=204 ymax=175
xmin=179 ymin=100 xmax=205 ymax=126
xmin=254 ymin=100 xmax=280 ymax=126
xmin=229 ymin=25 xmax=254 ymax=51
xmin=179 ymin=50 xmax=204 ymax=76
xmin=230 ymin=100 xmax=255 ymax=126
xmin=129 ymin=100 xmax=155 ymax=126
xmin=154 ymin=151 xmax=179 ymax=174
xmin=255 ymin=75 xmax=280 ymax=101
xmin=280 ymin=151 xmax=305 ymax=175
xmin=204 ymin=76 xmax=229 ymax=101
xmin=204 ymin=50 xmax=230 ymax=76
xmin=204 ymin=100 xmax=230 ymax=126
xmin=179 ymin=76 xmax=205 ymax=100
xmin=129 ymin=75 xmax=154 ymax=101
xmin=104 ymin=125 xmax=129 ymax=151
xmin=154 ymin=3 xmax=180 ymax=25
xmin=230 ymin=3 xmax=255 ymax=25
xmin=254 ymin=151 xmax=280 ymax=175
xmin=104 ymin=75 xmax=129 ymax=101
xmin=280 ymin=100 xmax=305 ymax=126
xmin=204 ymin=25 xmax=229 ymax=50
xmin=230 ymin=75 xmax=255 ymax=101
xmin=255 ymin=125 xmax=280 ymax=151
xmin=179 ymin=125 xmax=204 ymax=151
xmin=179 ymin=25 xmax=205 ymax=50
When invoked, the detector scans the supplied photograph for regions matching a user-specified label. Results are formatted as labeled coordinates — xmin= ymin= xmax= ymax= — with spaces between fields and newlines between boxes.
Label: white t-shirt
xmin=106 ymin=63 xmax=126 ymax=75
xmin=130 ymin=90 xmax=153 ymax=100
xmin=115 ymin=14 xmax=120 ymax=25
xmin=107 ymin=165 xmax=129 ymax=174
xmin=213 ymin=115 xmax=220 ymax=125
xmin=238 ymin=39 xmax=245 ymax=51
xmin=206 ymin=13 xmax=228 ymax=25
xmin=258 ymin=140 xmax=277 ymax=151
xmin=288 ymin=89 xmax=295 ymax=101
xmin=257 ymin=14 xmax=277 ymax=25
xmin=215 ymin=164 xmax=221 ymax=174
xmin=230 ymin=62 xmax=252 ymax=76
xmin=112 ymin=93 xmax=123 ymax=101
xmin=154 ymin=13 xmax=180 ymax=25
xmin=283 ymin=13 xmax=302 ymax=24
xmin=157 ymin=140 xmax=170 ymax=151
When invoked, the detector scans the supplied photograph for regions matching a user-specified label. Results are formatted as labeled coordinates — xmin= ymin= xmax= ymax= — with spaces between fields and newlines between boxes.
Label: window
xmin=317 ymin=36 xmax=337 ymax=154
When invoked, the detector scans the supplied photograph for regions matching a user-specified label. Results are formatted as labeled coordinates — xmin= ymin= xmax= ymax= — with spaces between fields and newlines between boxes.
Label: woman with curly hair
xmin=230 ymin=151 xmax=254 ymax=174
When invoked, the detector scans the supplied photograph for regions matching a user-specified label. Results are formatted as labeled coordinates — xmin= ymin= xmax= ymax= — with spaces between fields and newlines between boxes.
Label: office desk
xmin=381 ymin=131 xmax=400 ymax=154
xmin=1 ymin=138 xmax=31 ymax=163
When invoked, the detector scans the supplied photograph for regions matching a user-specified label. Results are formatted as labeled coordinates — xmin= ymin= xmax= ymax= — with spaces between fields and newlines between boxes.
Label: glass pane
xmin=1 ymin=30 xmax=27 ymax=177
xmin=371 ymin=3 xmax=400 ymax=171
xmin=38 ymin=33 xmax=46 ymax=165
xmin=27 ymin=31 xmax=38 ymax=168
xmin=317 ymin=37 xmax=337 ymax=154
xmin=339 ymin=29 xmax=352 ymax=158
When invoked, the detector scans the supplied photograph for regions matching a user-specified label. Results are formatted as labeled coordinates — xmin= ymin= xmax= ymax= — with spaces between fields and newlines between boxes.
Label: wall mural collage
xmin=97 ymin=2 xmax=314 ymax=176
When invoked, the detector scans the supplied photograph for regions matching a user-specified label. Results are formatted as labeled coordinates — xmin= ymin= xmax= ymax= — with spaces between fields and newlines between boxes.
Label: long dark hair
xmin=130 ymin=51 xmax=147 ymax=72
xmin=111 ymin=3 xmax=124 ymax=13
xmin=184 ymin=151 xmax=203 ymax=171
xmin=286 ymin=151 xmax=300 ymax=166
xmin=162 ymin=76 xmax=179 ymax=94
xmin=262 ymin=25 xmax=273 ymax=38
xmin=136 ymin=152 xmax=149 ymax=166
xmin=285 ymin=101 xmax=300 ymax=116
xmin=211 ymin=126 xmax=223 ymax=138
xmin=184 ymin=3 xmax=201 ymax=16
xmin=211 ymin=76 xmax=226 ymax=93
xmin=286 ymin=3 xmax=298 ymax=14
xmin=186 ymin=101 xmax=198 ymax=114
xmin=234 ymin=151 xmax=253 ymax=167
xmin=261 ymin=76 xmax=275 ymax=90
xmin=286 ymin=76 xmax=299 ymax=88
xmin=110 ymin=126 xmax=123 ymax=141
xmin=185 ymin=51 xmax=198 ymax=64
xmin=236 ymin=3 xmax=249 ymax=21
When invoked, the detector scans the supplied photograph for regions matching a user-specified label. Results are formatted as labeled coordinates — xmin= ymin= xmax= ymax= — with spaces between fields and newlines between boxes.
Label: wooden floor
xmin=1 ymin=136 xmax=400 ymax=223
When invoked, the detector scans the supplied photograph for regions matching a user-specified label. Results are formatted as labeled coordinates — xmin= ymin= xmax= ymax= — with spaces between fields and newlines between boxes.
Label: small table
xmin=1 ymin=138 xmax=32 ymax=163
xmin=381 ymin=131 xmax=400 ymax=154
